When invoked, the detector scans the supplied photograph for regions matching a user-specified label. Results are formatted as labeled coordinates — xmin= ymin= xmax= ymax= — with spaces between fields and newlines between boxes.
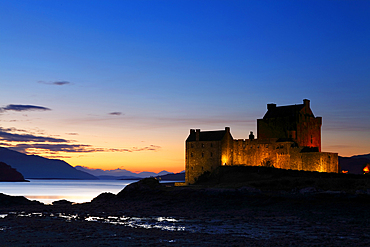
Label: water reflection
xmin=0 ymin=211 xmax=272 ymax=238
xmin=0 ymin=212 xmax=186 ymax=232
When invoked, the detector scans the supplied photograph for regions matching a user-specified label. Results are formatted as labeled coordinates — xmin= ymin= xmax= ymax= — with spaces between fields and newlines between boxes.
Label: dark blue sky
xmin=0 ymin=0 xmax=369 ymax=171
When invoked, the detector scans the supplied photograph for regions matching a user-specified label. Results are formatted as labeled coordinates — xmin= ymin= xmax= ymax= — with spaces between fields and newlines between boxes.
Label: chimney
xmin=303 ymin=99 xmax=310 ymax=107
xmin=196 ymin=129 xmax=200 ymax=141
xmin=249 ymin=131 xmax=255 ymax=140
xmin=190 ymin=129 xmax=195 ymax=134
xmin=267 ymin=103 xmax=276 ymax=110
xmin=225 ymin=127 xmax=230 ymax=133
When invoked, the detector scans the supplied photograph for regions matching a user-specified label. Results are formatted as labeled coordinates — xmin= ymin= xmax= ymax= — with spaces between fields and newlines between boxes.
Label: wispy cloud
xmin=0 ymin=127 xmax=68 ymax=143
xmin=6 ymin=143 xmax=161 ymax=154
xmin=0 ymin=104 xmax=51 ymax=112
xmin=38 ymin=81 xmax=71 ymax=86
xmin=0 ymin=127 xmax=161 ymax=155
xmin=109 ymin=112 xmax=123 ymax=116
xmin=65 ymin=132 xmax=79 ymax=135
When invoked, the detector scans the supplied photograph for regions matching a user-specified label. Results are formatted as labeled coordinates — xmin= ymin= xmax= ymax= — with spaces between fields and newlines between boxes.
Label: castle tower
xmin=257 ymin=99 xmax=322 ymax=151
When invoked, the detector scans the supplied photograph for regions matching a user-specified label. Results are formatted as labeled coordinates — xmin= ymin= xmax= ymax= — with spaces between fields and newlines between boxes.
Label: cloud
xmin=0 ymin=104 xmax=51 ymax=112
xmin=0 ymin=127 xmax=68 ymax=143
xmin=38 ymin=81 xmax=70 ymax=85
xmin=7 ymin=143 xmax=161 ymax=154
xmin=65 ymin=132 xmax=79 ymax=135
xmin=9 ymin=143 xmax=96 ymax=153
xmin=0 ymin=127 xmax=161 ymax=156
xmin=109 ymin=112 xmax=123 ymax=116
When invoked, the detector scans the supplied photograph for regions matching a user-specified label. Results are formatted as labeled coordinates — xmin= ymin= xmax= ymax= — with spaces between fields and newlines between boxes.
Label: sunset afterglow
xmin=0 ymin=1 xmax=369 ymax=173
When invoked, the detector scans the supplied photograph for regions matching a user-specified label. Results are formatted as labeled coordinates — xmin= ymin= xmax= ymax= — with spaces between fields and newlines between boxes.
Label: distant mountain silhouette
xmin=156 ymin=172 xmax=185 ymax=181
xmin=339 ymin=153 xmax=370 ymax=174
xmin=96 ymin=175 xmax=141 ymax=180
xmin=0 ymin=161 xmax=27 ymax=182
xmin=75 ymin=166 xmax=171 ymax=179
xmin=0 ymin=147 xmax=97 ymax=179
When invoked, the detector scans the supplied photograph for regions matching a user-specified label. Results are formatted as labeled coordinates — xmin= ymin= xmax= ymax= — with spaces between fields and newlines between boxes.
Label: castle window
xmin=202 ymin=143 xmax=205 ymax=148
xmin=191 ymin=144 xmax=194 ymax=148
xmin=243 ymin=144 xmax=246 ymax=148
xmin=202 ymin=152 xmax=204 ymax=157
xmin=210 ymin=152 xmax=213 ymax=157
xmin=191 ymin=152 xmax=193 ymax=157
xmin=210 ymin=143 xmax=213 ymax=147
xmin=202 ymin=166 xmax=204 ymax=171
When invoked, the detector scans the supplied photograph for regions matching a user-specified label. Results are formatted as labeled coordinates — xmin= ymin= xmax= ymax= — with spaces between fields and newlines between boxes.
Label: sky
xmin=0 ymin=0 xmax=369 ymax=173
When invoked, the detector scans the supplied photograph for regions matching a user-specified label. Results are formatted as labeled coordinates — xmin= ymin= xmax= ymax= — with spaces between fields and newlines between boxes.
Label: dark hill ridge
xmin=156 ymin=172 xmax=185 ymax=181
xmin=0 ymin=162 xmax=27 ymax=182
xmin=0 ymin=147 xmax=97 ymax=179
xmin=339 ymin=154 xmax=370 ymax=174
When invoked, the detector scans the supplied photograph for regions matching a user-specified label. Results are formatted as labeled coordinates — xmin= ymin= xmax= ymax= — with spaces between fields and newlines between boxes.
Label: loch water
xmin=0 ymin=179 xmax=137 ymax=204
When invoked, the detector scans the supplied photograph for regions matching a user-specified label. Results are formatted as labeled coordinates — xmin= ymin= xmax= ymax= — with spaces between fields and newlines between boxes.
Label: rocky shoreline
xmin=1 ymin=173 xmax=370 ymax=246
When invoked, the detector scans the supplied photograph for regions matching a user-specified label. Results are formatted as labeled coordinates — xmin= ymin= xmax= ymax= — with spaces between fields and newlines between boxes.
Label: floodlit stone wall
xmin=186 ymin=137 xmax=338 ymax=184
xmin=185 ymin=100 xmax=339 ymax=184
xmin=185 ymin=140 xmax=222 ymax=184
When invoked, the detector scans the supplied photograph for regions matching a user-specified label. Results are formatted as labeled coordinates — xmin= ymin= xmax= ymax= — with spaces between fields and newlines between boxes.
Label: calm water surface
xmin=0 ymin=179 xmax=136 ymax=204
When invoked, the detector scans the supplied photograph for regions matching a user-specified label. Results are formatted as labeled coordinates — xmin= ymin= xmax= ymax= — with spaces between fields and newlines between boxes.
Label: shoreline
xmin=1 ymin=170 xmax=370 ymax=246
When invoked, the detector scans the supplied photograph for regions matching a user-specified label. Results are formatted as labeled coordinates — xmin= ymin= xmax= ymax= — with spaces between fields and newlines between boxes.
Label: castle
xmin=185 ymin=99 xmax=339 ymax=184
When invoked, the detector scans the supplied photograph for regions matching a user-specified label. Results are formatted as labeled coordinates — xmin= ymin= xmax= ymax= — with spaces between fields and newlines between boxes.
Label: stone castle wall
xmin=185 ymin=131 xmax=234 ymax=184
xmin=185 ymin=141 xmax=221 ymax=184
xmin=185 ymin=100 xmax=339 ymax=184
xmin=186 ymin=138 xmax=338 ymax=184
xmin=231 ymin=139 xmax=338 ymax=173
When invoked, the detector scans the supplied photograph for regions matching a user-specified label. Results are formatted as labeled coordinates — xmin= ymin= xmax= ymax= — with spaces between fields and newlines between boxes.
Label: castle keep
xmin=185 ymin=99 xmax=338 ymax=184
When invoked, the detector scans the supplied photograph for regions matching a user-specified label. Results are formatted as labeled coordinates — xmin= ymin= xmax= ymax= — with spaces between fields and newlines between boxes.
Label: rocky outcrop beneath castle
xmin=88 ymin=170 xmax=370 ymax=219
xmin=0 ymin=162 xmax=27 ymax=182
xmin=195 ymin=166 xmax=370 ymax=193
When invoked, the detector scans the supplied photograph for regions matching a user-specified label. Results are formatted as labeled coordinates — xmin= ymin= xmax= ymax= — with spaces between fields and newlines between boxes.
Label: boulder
xmin=117 ymin=177 xmax=163 ymax=197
